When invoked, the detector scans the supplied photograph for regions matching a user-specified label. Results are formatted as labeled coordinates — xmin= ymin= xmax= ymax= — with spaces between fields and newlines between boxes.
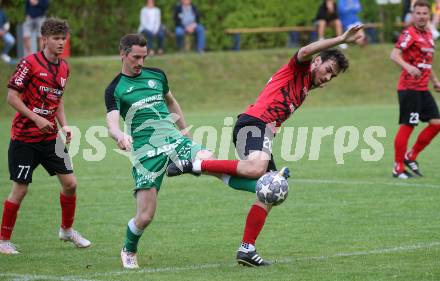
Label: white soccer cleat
xmin=121 ymin=248 xmax=139 ymax=269
xmin=59 ymin=228 xmax=91 ymax=248
xmin=0 ymin=240 xmax=20 ymax=255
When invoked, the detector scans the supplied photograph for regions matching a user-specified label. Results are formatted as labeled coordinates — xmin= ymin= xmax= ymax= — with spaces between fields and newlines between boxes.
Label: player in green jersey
xmin=105 ymin=34 xmax=211 ymax=269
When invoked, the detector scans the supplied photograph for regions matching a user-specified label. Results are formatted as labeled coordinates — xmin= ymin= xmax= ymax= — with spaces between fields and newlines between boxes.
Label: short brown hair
xmin=413 ymin=0 xmax=430 ymax=10
xmin=319 ymin=48 xmax=349 ymax=73
xmin=119 ymin=34 xmax=147 ymax=54
xmin=41 ymin=18 xmax=69 ymax=37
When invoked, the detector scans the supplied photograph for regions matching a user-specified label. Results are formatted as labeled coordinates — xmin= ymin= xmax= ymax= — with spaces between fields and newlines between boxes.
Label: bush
xmin=1 ymin=0 xmax=402 ymax=55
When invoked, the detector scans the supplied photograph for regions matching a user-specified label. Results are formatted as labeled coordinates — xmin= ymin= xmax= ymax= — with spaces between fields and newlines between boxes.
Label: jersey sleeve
xmin=161 ymin=71 xmax=169 ymax=94
xmin=7 ymin=59 xmax=33 ymax=93
xmin=395 ymin=29 xmax=415 ymax=51
xmin=288 ymin=52 xmax=312 ymax=72
xmin=104 ymin=75 xmax=121 ymax=112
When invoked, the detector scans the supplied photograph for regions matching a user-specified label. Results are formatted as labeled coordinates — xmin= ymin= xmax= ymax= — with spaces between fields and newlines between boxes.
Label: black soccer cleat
xmin=392 ymin=169 xmax=414 ymax=179
xmin=404 ymin=159 xmax=423 ymax=177
xmin=236 ymin=250 xmax=271 ymax=267
xmin=166 ymin=160 xmax=200 ymax=177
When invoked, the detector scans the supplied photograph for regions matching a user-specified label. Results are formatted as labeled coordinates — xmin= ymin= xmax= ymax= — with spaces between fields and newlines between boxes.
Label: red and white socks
xmin=192 ymin=159 xmax=239 ymax=176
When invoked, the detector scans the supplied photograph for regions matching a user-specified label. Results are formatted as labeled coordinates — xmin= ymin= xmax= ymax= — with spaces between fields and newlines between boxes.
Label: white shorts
xmin=23 ymin=16 xmax=45 ymax=37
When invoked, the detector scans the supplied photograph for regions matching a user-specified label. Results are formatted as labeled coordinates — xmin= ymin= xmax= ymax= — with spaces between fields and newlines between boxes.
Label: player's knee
xmin=10 ymin=184 xmax=28 ymax=202
xmin=137 ymin=213 xmax=154 ymax=228
xmin=196 ymin=150 xmax=215 ymax=160
xmin=63 ymin=179 xmax=77 ymax=193
xmin=246 ymin=161 xmax=268 ymax=178
xmin=429 ymin=119 xmax=440 ymax=126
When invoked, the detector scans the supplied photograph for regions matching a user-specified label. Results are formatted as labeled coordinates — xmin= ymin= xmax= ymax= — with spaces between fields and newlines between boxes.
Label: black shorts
xmin=398 ymin=90 xmax=440 ymax=125
xmin=232 ymin=114 xmax=277 ymax=172
xmin=8 ymin=139 xmax=73 ymax=184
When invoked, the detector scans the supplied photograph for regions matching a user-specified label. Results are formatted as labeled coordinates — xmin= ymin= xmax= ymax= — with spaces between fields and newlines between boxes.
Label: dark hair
xmin=41 ymin=18 xmax=69 ymax=37
xmin=119 ymin=34 xmax=147 ymax=53
xmin=319 ymin=48 xmax=349 ymax=73
xmin=413 ymin=0 xmax=430 ymax=10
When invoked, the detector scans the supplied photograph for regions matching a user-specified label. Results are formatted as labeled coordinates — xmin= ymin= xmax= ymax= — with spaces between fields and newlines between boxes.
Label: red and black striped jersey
xmin=7 ymin=51 xmax=69 ymax=142
xmin=244 ymin=53 xmax=313 ymax=128
xmin=395 ymin=25 xmax=435 ymax=91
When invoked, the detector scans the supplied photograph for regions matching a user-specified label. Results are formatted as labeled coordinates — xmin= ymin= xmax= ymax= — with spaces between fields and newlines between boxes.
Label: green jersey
xmin=105 ymin=67 xmax=203 ymax=190
xmin=105 ymin=68 xmax=182 ymax=151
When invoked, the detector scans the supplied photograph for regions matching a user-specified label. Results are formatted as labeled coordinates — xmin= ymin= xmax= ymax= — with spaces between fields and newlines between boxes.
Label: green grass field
xmin=0 ymin=46 xmax=440 ymax=281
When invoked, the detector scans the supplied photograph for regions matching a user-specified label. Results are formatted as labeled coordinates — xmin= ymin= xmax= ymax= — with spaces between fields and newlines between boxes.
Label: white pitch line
xmin=81 ymin=241 xmax=440 ymax=278
xmin=293 ymin=178 xmax=440 ymax=189
xmin=1 ymin=241 xmax=439 ymax=280
xmin=0 ymin=274 xmax=98 ymax=281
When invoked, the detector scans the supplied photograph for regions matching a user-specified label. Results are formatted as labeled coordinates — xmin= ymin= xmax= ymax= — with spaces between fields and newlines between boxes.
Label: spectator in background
xmin=139 ymin=0 xmax=165 ymax=55
xmin=431 ymin=0 xmax=440 ymax=39
xmin=338 ymin=0 xmax=366 ymax=46
xmin=174 ymin=0 xmax=205 ymax=53
xmin=23 ymin=0 xmax=49 ymax=56
xmin=315 ymin=0 xmax=347 ymax=49
xmin=403 ymin=0 xmax=418 ymax=25
xmin=0 ymin=8 xmax=15 ymax=63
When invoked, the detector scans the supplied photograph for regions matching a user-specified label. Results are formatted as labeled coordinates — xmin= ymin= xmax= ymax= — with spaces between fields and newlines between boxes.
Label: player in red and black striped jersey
xmin=391 ymin=0 xmax=440 ymax=179
xmin=8 ymin=39 xmax=69 ymax=142
xmin=167 ymin=24 xmax=364 ymax=266
xmin=0 ymin=18 xmax=90 ymax=255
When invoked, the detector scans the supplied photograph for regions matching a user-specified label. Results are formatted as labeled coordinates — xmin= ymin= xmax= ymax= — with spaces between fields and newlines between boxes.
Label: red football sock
xmin=60 ymin=193 xmax=76 ymax=229
xmin=407 ymin=124 xmax=440 ymax=161
xmin=201 ymin=160 xmax=239 ymax=176
xmin=1 ymin=200 xmax=20 ymax=240
xmin=242 ymin=204 xmax=267 ymax=245
xmin=394 ymin=125 xmax=414 ymax=172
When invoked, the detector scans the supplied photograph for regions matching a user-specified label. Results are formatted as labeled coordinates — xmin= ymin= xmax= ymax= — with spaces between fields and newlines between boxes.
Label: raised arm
xmin=298 ymin=24 xmax=364 ymax=62
xmin=106 ymin=110 xmax=132 ymax=151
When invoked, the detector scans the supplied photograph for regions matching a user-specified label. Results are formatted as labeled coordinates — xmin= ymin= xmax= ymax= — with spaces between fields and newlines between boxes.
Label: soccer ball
xmin=256 ymin=171 xmax=289 ymax=206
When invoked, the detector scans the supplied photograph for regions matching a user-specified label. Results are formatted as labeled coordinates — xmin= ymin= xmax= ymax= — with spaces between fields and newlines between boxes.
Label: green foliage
xmin=1 ymin=0 xmax=401 ymax=54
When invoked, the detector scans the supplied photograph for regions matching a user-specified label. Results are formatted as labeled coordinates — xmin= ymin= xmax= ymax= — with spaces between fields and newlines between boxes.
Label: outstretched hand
xmin=341 ymin=24 xmax=364 ymax=43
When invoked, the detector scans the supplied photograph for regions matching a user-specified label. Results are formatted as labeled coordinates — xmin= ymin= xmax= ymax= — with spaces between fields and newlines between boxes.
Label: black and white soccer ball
xmin=256 ymin=171 xmax=289 ymax=206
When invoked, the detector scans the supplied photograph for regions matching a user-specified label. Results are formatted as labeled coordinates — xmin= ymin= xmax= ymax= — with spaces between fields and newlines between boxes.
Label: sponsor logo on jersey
xmin=289 ymin=104 xmax=295 ymax=113
xmin=33 ymin=107 xmax=54 ymax=115
xmin=421 ymin=47 xmax=435 ymax=53
xmin=148 ymin=80 xmax=157 ymax=88
xmin=39 ymin=86 xmax=64 ymax=96
xmin=14 ymin=66 xmax=29 ymax=87
xmin=126 ymin=86 xmax=134 ymax=93
xmin=132 ymin=94 xmax=163 ymax=108
xmin=39 ymin=72 xmax=48 ymax=77
xmin=400 ymin=33 xmax=411 ymax=49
